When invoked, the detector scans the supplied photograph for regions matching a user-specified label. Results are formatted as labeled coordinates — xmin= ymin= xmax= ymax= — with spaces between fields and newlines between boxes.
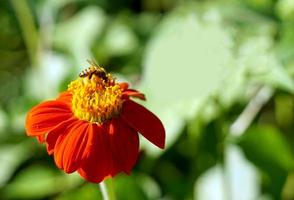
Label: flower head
xmin=25 ymin=63 xmax=165 ymax=183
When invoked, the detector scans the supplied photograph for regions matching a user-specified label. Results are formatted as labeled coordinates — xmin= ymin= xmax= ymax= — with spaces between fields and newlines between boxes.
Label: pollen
xmin=68 ymin=66 xmax=123 ymax=124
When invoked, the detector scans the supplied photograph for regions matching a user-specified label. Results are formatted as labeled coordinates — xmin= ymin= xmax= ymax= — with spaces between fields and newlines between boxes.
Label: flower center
xmin=68 ymin=65 xmax=123 ymax=124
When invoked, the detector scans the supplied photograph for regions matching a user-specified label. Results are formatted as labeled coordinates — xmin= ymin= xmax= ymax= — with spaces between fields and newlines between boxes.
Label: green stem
xmin=10 ymin=0 xmax=39 ymax=67
xmin=99 ymin=179 xmax=116 ymax=200
xmin=99 ymin=182 xmax=109 ymax=200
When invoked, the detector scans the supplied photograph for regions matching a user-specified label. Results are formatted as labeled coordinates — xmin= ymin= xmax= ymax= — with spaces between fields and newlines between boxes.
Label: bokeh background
xmin=0 ymin=0 xmax=294 ymax=199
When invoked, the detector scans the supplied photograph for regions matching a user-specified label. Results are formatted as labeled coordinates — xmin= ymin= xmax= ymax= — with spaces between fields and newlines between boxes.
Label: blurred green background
xmin=0 ymin=0 xmax=294 ymax=199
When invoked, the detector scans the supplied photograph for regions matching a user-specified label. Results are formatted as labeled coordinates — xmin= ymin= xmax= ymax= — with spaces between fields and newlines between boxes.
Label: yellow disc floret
xmin=68 ymin=65 xmax=123 ymax=124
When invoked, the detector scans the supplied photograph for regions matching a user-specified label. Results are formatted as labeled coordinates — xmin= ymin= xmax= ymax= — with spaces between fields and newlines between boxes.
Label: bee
xmin=79 ymin=60 xmax=108 ymax=81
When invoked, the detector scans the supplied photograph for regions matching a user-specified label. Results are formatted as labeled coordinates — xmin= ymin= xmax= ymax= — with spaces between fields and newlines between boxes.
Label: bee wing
xmin=87 ymin=59 xmax=100 ymax=68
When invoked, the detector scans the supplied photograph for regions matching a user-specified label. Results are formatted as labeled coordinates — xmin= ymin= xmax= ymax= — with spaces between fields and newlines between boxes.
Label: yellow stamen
xmin=68 ymin=66 xmax=123 ymax=124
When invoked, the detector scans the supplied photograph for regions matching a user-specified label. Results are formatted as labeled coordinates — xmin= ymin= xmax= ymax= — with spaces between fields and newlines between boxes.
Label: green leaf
xmin=237 ymin=125 xmax=294 ymax=197
xmin=55 ymin=183 xmax=102 ymax=200
xmin=113 ymin=174 xmax=148 ymax=200
xmin=275 ymin=94 xmax=294 ymax=127
xmin=3 ymin=165 xmax=82 ymax=199
xmin=135 ymin=173 xmax=161 ymax=200
xmin=276 ymin=0 xmax=294 ymax=21
xmin=238 ymin=125 xmax=294 ymax=173
xmin=276 ymin=25 xmax=294 ymax=66
xmin=0 ymin=142 xmax=32 ymax=187
xmin=140 ymin=4 xmax=234 ymax=153
xmin=102 ymin=20 xmax=139 ymax=57
xmin=237 ymin=36 xmax=294 ymax=94
xmin=54 ymin=6 xmax=106 ymax=65
xmin=244 ymin=0 xmax=275 ymax=13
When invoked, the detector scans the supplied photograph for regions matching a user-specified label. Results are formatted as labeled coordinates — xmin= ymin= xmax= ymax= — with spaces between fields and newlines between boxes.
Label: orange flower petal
xmin=46 ymin=117 xmax=77 ymax=155
xmin=36 ymin=135 xmax=45 ymax=143
xmin=25 ymin=100 xmax=72 ymax=137
xmin=119 ymin=82 xmax=129 ymax=91
xmin=78 ymin=124 xmax=114 ymax=183
xmin=122 ymin=89 xmax=146 ymax=100
xmin=105 ymin=118 xmax=139 ymax=174
xmin=121 ymin=100 xmax=165 ymax=149
xmin=120 ymin=82 xmax=145 ymax=100
xmin=57 ymin=91 xmax=72 ymax=106
xmin=52 ymin=120 xmax=91 ymax=173
xmin=78 ymin=120 xmax=139 ymax=183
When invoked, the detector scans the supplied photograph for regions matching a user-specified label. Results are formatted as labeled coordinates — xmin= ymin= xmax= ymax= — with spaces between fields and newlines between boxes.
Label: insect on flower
xmin=79 ymin=60 xmax=108 ymax=81
xmin=25 ymin=62 xmax=165 ymax=183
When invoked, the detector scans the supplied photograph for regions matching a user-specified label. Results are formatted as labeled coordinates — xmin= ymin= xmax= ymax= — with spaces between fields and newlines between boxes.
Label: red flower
xmin=25 ymin=64 xmax=165 ymax=183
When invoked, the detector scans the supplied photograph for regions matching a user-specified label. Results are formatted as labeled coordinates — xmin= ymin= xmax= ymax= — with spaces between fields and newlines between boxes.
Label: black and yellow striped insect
xmin=79 ymin=60 xmax=108 ymax=81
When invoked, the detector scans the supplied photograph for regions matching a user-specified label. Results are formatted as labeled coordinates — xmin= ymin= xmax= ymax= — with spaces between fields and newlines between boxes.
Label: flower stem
xmin=99 ymin=179 xmax=116 ymax=200
xmin=10 ymin=0 xmax=40 ymax=67
xmin=99 ymin=182 xmax=109 ymax=200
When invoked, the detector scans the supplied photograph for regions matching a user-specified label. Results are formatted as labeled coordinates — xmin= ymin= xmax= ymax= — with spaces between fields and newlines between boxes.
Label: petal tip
xmin=121 ymin=100 xmax=166 ymax=150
